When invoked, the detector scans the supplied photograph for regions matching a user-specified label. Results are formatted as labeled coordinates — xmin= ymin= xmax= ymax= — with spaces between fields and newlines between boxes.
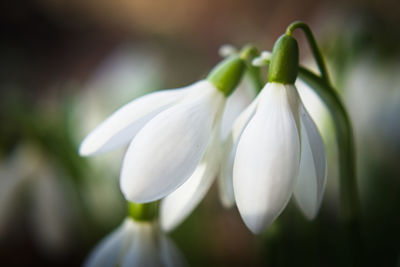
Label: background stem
xmin=287 ymin=20 xmax=362 ymax=264
xmin=239 ymin=45 xmax=264 ymax=93
xmin=299 ymin=67 xmax=362 ymax=265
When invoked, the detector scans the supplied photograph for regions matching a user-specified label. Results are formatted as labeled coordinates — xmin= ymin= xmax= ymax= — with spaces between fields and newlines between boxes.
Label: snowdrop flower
xmin=72 ymin=45 xmax=162 ymax=225
xmin=84 ymin=203 xmax=185 ymax=267
xmin=217 ymin=77 xmax=259 ymax=209
xmin=230 ymin=35 xmax=327 ymax=234
xmin=79 ymin=55 xmax=246 ymax=203
xmin=159 ymin=46 xmax=259 ymax=231
xmin=160 ymin=76 xmax=257 ymax=231
xmin=0 ymin=143 xmax=76 ymax=253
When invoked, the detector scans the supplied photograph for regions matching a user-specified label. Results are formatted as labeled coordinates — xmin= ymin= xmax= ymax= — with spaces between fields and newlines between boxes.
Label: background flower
xmin=84 ymin=218 xmax=186 ymax=267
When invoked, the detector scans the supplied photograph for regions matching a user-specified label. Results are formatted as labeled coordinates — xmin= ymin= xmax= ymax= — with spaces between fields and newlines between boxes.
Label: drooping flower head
xmin=79 ymin=55 xmax=246 ymax=204
xmin=159 ymin=45 xmax=260 ymax=231
xmin=84 ymin=202 xmax=185 ymax=267
xmin=229 ymin=35 xmax=327 ymax=234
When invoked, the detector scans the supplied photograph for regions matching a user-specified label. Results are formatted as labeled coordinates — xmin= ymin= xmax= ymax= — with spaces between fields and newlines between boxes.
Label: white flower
xmin=217 ymin=78 xmax=257 ymax=208
xmin=0 ymin=143 xmax=76 ymax=253
xmin=72 ymin=45 xmax=161 ymax=225
xmin=79 ymin=80 xmax=226 ymax=203
xmin=160 ymin=78 xmax=256 ymax=231
xmin=230 ymin=82 xmax=327 ymax=234
xmin=84 ymin=218 xmax=185 ymax=267
xmin=159 ymin=116 xmax=222 ymax=231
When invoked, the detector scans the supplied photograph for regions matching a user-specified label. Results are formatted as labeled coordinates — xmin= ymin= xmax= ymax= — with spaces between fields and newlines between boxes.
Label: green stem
xmin=128 ymin=201 xmax=159 ymax=222
xmin=286 ymin=21 xmax=331 ymax=86
xmin=287 ymin=22 xmax=359 ymax=228
xmin=298 ymin=67 xmax=362 ymax=264
xmin=287 ymin=22 xmax=361 ymax=262
xmin=239 ymin=44 xmax=264 ymax=93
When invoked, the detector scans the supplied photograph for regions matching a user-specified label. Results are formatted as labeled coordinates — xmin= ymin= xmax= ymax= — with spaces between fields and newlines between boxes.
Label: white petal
xmin=79 ymin=87 xmax=189 ymax=156
xmin=0 ymin=151 xmax=31 ymax=236
xmin=260 ymin=51 xmax=272 ymax=60
xmin=218 ymin=44 xmax=238 ymax=57
xmin=295 ymin=79 xmax=328 ymax=128
xmin=252 ymin=51 xmax=272 ymax=67
xmin=121 ymin=81 xmax=225 ymax=203
xmin=233 ymin=83 xmax=301 ymax=234
xmin=294 ymin=104 xmax=327 ymax=220
xmin=84 ymin=219 xmax=134 ymax=267
xmin=220 ymin=79 xmax=255 ymax=140
xmin=30 ymin=169 xmax=71 ymax=252
xmin=159 ymin=234 xmax=186 ymax=267
xmin=121 ymin=222 xmax=161 ymax=267
xmin=218 ymin=93 xmax=261 ymax=208
xmin=0 ymin=144 xmax=64 ymax=238
xmin=251 ymin=57 xmax=267 ymax=67
xmin=160 ymin=122 xmax=221 ymax=232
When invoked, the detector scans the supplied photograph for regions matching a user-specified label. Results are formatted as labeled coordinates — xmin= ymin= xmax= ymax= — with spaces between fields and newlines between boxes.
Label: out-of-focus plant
xmin=84 ymin=202 xmax=186 ymax=267
xmin=0 ymin=44 xmax=167 ymax=259
xmin=0 ymin=142 xmax=78 ymax=253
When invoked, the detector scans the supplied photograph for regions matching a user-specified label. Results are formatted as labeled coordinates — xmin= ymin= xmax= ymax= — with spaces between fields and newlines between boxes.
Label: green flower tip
xmin=207 ymin=55 xmax=246 ymax=97
xmin=239 ymin=44 xmax=259 ymax=62
xmin=128 ymin=201 xmax=159 ymax=222
xmin=268 ymin=34 xmax=299 ymax=84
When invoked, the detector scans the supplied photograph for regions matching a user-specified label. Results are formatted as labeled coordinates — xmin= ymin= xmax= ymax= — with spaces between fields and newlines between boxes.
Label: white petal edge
xmin=218 ymin=44 xmax=238 ymax=57
xmin=0 ymin=147 xmax=34 ymax=236
xmin=159 ymin=232 xmax=187 ymax=267
xmin=218 ymin=93 xmax=261 ymax=208
xmin=121 ymin=222 xmax=161 ymax=267
xmin=79 ymin=86 xmax=191 ymax=156
xmin=121 ymin=81 xmax=225 ymax=203
xmin=160 ymin=120 xmax=222 ymax=232
xmin=220 ymin=79 xmax=255 ymax=140
xmin=30 ymin=168 xmax=71 ymax=252
xmin=84 ymin=219 xmax=134 ymax=267
xmin=294 ymin=103 xmax=327 ymax=220
xmin=233 ymin=83 xmax=301 ymax=234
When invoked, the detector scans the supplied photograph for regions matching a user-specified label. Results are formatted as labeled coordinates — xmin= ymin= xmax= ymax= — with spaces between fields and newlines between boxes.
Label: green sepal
xmin=207 ymin=55 xmax=246 ymax=97
xmin=128 ymin=201 xmax=159 ymax=222
xmin=268 ymin=34 xmax=299 ymax=84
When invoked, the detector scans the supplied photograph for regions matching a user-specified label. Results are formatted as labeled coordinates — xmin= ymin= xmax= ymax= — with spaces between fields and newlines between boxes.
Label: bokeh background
xmin=1 ymin=0 xmax=400 ymax=266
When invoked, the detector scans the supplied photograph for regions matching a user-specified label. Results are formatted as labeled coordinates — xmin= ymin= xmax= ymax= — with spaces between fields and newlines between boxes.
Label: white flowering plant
xmin=80 ymin=21 xmax=361 ymax=266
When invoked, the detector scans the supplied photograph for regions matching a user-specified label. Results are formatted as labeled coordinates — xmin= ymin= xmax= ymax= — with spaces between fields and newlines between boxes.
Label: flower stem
xmin=298 ymin=67 xmax=362 ymax=264
xmin=128 ymin=201 xmax=159 ymax=222
xmin=286 ymin=21 xmax=331 ymax=86
xmin=239 ymin=44 xmax=264 ymax=93
xmin=286 ymin=20 xmax=361 ymax=262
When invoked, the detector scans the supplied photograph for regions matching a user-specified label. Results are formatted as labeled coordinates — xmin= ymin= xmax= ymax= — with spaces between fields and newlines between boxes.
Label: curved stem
xmin=298 ymin=67 xmax=362 ymax=264
xmin=240 ymin=44 xmax=264 ymax=93
xmin=286 ymin=21 xmax=331 ymax=86
xmin=286 ymin=22 xmax=359 ymax=227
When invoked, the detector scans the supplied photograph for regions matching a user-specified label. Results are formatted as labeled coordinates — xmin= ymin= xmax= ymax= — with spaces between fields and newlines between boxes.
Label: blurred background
xmin=0 ymin=0 xmax=399 ymax=266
